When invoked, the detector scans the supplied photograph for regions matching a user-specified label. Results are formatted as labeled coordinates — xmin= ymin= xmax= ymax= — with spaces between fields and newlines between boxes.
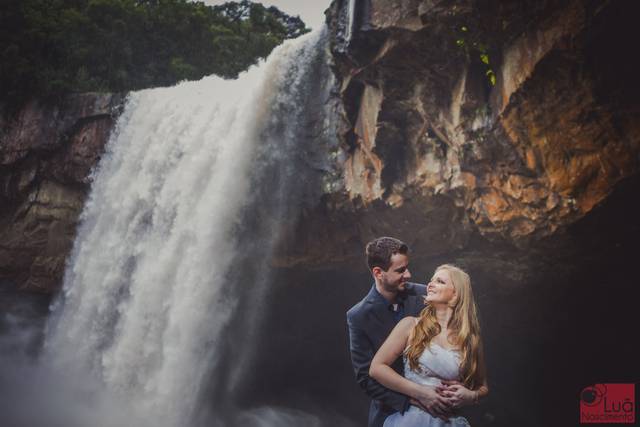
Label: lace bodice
xmin=403 ymin=343 xmax=461 ymax=387
xmin=384 ymin=343 xmax=469 ymax=426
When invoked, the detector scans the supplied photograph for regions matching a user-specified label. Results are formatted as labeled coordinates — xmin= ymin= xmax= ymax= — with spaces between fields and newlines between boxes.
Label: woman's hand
xmin=413 ymin=385 xmax=453 ymax=421
xmin=437 ymin=380 xmax=477 ymax=408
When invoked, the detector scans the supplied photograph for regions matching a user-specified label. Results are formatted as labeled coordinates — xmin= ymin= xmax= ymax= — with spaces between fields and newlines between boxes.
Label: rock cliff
xmin=0 ymin=94 xmax=124 ymax=292
xmin=288 ymin=0 xmax=639 ymax=261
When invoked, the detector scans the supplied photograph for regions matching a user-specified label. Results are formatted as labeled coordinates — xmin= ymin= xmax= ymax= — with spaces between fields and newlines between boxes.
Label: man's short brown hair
xmin=365 ymin=237 xmax=409 ymax=271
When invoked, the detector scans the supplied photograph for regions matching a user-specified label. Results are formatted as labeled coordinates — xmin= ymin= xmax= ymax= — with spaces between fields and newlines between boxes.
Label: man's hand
xmin=413 ymin=385 xmax=453 ymax=421
xmin=438 ymin=380 xmax=476 ymax=408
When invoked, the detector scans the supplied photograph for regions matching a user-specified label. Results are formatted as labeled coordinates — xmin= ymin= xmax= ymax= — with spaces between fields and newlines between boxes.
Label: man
xmin=347 ymin=236 xmax=427 ymax=427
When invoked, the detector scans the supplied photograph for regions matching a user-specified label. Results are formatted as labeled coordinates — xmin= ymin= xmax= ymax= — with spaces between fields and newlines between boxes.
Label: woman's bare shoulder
xmin=397 ymin=316 xmax=418 ymax=330
xmin=400 ymin=316 xmax=419 ymax=342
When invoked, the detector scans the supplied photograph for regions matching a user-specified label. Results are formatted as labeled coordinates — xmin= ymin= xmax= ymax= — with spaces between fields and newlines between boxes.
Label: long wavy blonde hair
xmin=405 ymin=264 xmax=485 ymax=389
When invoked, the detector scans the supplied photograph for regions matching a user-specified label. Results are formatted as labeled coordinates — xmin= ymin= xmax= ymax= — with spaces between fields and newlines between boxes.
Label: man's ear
xmin=372 ymin=266 xmax=383 ymax=280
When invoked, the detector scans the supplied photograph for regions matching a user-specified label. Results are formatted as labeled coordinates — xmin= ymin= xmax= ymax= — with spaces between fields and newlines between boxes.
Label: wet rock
xmin=315 ymin=0 xmax=640 ymax=258
xmin=0 ymin=93 xmax=124 ymax=292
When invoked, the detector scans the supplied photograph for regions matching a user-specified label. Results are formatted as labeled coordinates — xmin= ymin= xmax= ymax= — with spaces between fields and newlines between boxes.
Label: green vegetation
xmin=0 ymin=0 xmax=308 ymax=104
xmin=454 ymin=25 xmax=496 ymax=86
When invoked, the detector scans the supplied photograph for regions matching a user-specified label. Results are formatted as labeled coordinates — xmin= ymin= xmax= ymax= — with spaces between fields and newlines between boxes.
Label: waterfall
xmin=345 ymin=0 xmax=356 ymax=43
xmin=43 ymin=27 xmax=337 ymax=427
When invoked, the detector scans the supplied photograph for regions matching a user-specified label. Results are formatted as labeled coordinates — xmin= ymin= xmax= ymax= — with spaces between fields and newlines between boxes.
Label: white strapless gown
xmin=383 ymin=343 xmax=470 ymax=427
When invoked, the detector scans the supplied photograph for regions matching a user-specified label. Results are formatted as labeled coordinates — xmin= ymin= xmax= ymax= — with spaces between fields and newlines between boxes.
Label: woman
xmin=370 ymin=264 xmax=488 ymax=426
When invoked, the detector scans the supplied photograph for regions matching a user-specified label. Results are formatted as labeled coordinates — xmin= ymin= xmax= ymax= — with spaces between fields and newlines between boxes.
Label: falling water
xmin=43 ymin=27 xmax=337 ymax=427
xmin=345 ymin=0 xmax=356 ymax=43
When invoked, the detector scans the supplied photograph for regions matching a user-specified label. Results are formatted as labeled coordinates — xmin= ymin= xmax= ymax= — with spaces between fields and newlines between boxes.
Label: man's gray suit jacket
xmin=346 ymin=282 xmax=427 ymax=427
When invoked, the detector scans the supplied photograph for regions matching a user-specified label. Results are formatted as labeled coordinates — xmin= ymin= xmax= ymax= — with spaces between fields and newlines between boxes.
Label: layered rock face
xmin=0 ymin=94 xmax=123 ymax=292
xmin=282 ymin=0 xmax=639 ymax=267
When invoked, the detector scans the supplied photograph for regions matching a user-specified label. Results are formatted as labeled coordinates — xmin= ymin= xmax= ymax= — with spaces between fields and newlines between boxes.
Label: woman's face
xmin=425 ymin=269 xmax=457 ymax=305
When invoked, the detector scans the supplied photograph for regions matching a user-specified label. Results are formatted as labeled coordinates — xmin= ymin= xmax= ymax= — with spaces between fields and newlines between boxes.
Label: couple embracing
xmin=347 ymin=237 xmax=489 ymax=427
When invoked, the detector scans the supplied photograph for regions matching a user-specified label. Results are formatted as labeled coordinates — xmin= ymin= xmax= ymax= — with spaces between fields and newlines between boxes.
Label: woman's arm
xmin=475 ymin=381 xmax=489 ymax=401
xmin=369 ymin=317 xmax=420 ymax=397
xmin=347 ymin=315 xmax=410 ymax=412
xmin=369 ymin=317 xmax=452 ymax=419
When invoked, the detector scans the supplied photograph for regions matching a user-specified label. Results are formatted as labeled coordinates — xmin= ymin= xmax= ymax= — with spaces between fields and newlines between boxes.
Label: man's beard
xmin=383 ymin=279 xmax=406 ymax=293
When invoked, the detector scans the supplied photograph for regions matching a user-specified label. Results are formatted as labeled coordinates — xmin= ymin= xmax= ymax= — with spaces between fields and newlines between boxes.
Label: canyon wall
xmin=279 ymin=0 xmax=639 ymax=269
xmin=0 ymin=94 xmax=123 ymax=291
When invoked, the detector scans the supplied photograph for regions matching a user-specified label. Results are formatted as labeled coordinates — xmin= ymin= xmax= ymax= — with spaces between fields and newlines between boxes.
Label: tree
xmin=0 ymin=0 xmax=310 ymax=106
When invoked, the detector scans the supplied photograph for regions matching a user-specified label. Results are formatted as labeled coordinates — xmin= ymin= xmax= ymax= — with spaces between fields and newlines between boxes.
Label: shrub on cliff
xmin=0 ymin=0 xmax=308 ymax=104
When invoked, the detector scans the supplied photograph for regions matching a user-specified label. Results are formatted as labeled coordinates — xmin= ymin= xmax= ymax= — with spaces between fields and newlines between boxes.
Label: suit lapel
xmin=364 ymin=286 xmax=396 ymax=339
xmin=364 ymin=285 xmax=427 ymax=339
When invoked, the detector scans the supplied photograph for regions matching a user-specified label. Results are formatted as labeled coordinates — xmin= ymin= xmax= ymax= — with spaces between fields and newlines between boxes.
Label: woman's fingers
xmin=438 ymin=395 xmax=453 ymax=408
xmin=439 ymin=383 xmax=461 ymax=393
xmin=441 ymin=393 xmax=463 ymax=408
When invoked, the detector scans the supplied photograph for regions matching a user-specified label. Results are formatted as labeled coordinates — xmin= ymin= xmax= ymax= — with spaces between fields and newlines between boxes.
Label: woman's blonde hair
xmin=404 ymin=264 xmax=485 ymax=389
